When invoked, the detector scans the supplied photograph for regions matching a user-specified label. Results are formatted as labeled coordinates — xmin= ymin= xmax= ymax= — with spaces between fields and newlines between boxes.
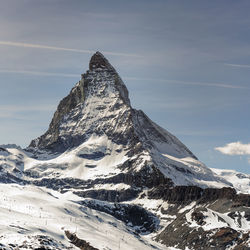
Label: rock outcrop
xmin=65 ymin=231 xmax=99 ymax=250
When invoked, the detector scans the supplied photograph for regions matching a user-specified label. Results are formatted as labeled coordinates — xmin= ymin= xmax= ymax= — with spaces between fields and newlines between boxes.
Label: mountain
xmin=27 ymin=52 xmax=230 ymax=188
xmin=0 ymin=52 xmax=249 ymax=249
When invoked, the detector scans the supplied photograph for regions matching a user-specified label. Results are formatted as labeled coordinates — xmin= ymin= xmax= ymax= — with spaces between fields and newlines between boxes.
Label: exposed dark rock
xmin=0 ymin=171 xmax=27 ymax=184
xmin=210 ymin=227 xmax=250 ymax=250
xmin=65 ymin=231 xmax=99 ymax=250
xmin=191 ymin=211 xmax=206 ymax=225
xmin=89 ymin=51 xmax=114 ymax=71
xmin=233 ymin=193 xmax=250 ymax=207
xmin=0 ymin=147 xmax=9 ymax=153
xmin=148 ymin=184 xmax=203 ymax=203
xmin=4 ymin=235 xmax=71 ymax=250
xmin=155 ymin=210 xmax=207 ymax=249
xmin=78 ymin=151 xmax=106 ymax=160
xmin=31 ymin=165 xmax=173 ymax=194
xmin=109 ymin=165 xmax=173 ymax=189
xmin=148 ymin=185 xmax=250 ymax=207
xmin=29 ymin=79 xmax=85 ymax=152
xmin=74 ymin=188 xmax=139 ymax=202
xmin=211 ymin=227 xmax=240 ymax=249
xmin=156 ymin=208 xmax=250 ymax=250
xmin=79 ymin=200 xmax=159 ymax=233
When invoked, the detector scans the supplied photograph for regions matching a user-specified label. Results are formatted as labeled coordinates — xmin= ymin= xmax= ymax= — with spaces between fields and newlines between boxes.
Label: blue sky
xmin=0 ymin=0 xmax=250 ymax=173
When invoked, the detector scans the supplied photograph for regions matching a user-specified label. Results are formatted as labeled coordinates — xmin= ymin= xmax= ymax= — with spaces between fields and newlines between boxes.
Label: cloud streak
xmin=125 ymin=77 xmax=249 ymax=90
xmin=215 ymin=142 xmax=250 ymax=155
xmin=225 ymin=63 xmax=250 ymax=69
xmin=0 ymin=41 xmax=141 ymax=57
xmin=0 ymin=68 xmax=248 ymax=90
xmin=0 ymin=104 xmax=56 ymax=119
xmin=0 ymin=69 xmax=79 ymax=78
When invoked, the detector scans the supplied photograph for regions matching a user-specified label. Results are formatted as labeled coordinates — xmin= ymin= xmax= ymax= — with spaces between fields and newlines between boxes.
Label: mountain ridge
xmin=26 ymin=52 xmax=228 ymax=189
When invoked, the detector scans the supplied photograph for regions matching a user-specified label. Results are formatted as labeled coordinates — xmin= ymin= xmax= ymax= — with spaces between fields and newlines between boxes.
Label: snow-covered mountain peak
xmin=28 ymin=52 xmax=131 ymax=152
xmin=83 ymin=51 xmax=130 ymax=106
xmin=25 ymin=52 xmax=235 ymax=190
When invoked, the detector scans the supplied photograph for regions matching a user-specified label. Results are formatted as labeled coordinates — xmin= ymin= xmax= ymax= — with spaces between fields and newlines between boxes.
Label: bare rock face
xmin=65 ymin=231 xmax=99 ymax=250
xmin=29 ymin=80 xmax=85 ymax=150
xmin=148 ymin=185 xmax=250 ymax=206
xmin=29 ymin=52 xmax=131 ymax=153
xmin=89 ymin=51 xmax=114 ymax=71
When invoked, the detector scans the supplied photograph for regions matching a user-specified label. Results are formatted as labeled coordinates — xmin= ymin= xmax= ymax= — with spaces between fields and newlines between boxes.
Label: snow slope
xmin=2 ymin=143 xmax=248 ymax=193
xmin=0 ymin=183 xmax=167 ymax=250
xmin=211 ymin=168 xmax=250 ymax=194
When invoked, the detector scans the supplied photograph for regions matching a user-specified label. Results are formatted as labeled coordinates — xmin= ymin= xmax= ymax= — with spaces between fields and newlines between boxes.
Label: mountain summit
xmin=29 ymin=51 xmax=130 ymax=152
xmin=27 ymin=52 xmax=234 ymax=188
xmin=29 ymin=52 xmax=196 ymax=161
xmin=89 ymin=51 xmax=115 ymax=70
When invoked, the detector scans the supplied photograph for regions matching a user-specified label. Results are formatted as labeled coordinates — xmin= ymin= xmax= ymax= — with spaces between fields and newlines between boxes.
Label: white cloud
xmin=0 ymin=41 xmax=141 ymax=58
xmin=215 ymin=142 xmax=250 ymax=155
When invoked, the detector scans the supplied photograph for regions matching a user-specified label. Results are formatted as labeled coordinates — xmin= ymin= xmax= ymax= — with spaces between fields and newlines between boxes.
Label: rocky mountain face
xmin=0 ymin=52 xmax=249 ymax=249
xmin=29 ymin=52 xmax=195 ymax=159
xmin=29 ymin=52 xmax=131 ymax=152
xmin=27 ymin=52 xmax=227 ymax=187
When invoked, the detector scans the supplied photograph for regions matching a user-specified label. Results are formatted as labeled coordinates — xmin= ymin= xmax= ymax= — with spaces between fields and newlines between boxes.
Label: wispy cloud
xmin=225 ymin=63 xmax=250 ymax=69
xmin=0 ymin=69 xmax=79 ymax=78
xmin=0 ymin=68 xmax=247 ymax=90
xmin=0 ymin=41 xmax=141 ymax=57
xmin=215 ymin=142 xmax=250 ymax=155
xmin=125 ymin=77 xmax=249 ymax=90
xmin=170 ymin=80 xmax=248 ymax=89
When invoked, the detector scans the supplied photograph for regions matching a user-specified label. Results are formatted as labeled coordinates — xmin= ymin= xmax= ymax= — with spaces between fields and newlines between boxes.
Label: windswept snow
xmin=211 ymin=168 xmax=250 ymax=194
xmin=24 ymin=135 xmax=129 ymax=180
xmin=1 ymin=144 xmax=249 ymax=194
xmin=151 ymin=152 xmax=232 ymax=189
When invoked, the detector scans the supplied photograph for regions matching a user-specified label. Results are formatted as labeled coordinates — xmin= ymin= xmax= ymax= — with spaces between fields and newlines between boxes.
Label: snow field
xmin=0 ymin=183 xmax=169 ymax=249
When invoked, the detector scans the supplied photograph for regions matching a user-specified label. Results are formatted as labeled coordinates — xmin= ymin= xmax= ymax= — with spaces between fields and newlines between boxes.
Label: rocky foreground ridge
xmin=0 ymin=52 xmax=249 ymax=249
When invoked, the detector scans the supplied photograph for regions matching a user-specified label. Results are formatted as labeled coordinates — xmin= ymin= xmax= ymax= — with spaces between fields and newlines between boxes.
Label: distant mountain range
xmin=0 ymin=52 xmax=249 ymax=249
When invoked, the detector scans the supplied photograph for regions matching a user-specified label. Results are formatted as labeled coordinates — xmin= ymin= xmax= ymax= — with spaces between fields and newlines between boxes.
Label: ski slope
xmin=0 ymin=183 xmax=167 ymax=250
